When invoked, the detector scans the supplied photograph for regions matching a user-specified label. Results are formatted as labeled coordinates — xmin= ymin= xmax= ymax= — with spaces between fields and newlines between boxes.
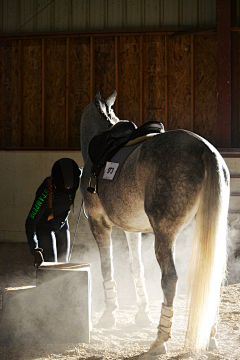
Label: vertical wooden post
xmin=90 ymin=37 xmax=95 ymax=103
xmin=190 ymin=35 xmax=195 ymax=132
xmin=42 ymin=38 xmax=45 ymax=147
xmin=231 ymin=0 xmax=238 ymax=147
xmin=216 ymin=0 xmax=232 ymax=148
xmin=140 ymin=35 xmax=144 ymax=125
xmin=66 ymin=37 xmax=70 ymax=148
xmin=114 ymin=36 xmax=119 ymax=115
xmin=164 ymin=35 xmax=168 ymax=130
xmin=18 ymin=39 xmax=23 ymax=147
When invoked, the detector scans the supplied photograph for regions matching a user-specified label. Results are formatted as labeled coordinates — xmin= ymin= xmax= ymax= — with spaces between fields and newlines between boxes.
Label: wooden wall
xmin=238 ymin=34 xmax=240 ymax=146
xmin=0 ymin=30 xmax=234 ymax=149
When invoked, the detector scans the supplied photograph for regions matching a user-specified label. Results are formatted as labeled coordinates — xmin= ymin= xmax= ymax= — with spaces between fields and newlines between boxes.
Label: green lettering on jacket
xmin=29 ymin=188 xmax=48 ymax=219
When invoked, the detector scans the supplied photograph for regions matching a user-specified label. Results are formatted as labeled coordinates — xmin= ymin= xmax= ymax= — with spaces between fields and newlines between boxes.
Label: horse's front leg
xmin=125 ymin=232 xmax=152 ymax=326
xmin=149 ymin=231 xmax=178 ymax=355
xmin=88 ymin=215 xmax=118 ymax=327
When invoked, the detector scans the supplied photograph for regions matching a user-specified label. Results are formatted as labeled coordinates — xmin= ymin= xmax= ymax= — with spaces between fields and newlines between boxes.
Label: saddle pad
xmin=99 ymin=141 xmax=143 ymax=183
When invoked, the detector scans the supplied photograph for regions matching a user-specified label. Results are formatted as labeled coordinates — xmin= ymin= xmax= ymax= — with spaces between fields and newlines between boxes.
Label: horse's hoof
xmin=135 ymin=310 xmax=153 ymax=327
xmin=97 ymin=309 xmax=116 ymax=328
xmin=149 ymin=332 xmax=169 ymax=355
xmin=149 ymin=342 xmax=167 ymax=355
xmin=208 ymin=337 xmax=218 ymax=350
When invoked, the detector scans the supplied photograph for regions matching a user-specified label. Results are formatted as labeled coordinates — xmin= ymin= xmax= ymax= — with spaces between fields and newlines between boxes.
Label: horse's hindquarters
xmin=97 ymin=131 xmax=208 ymax=233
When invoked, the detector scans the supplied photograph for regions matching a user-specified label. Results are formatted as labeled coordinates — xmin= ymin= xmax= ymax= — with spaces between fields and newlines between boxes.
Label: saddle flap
xmin=88 ymin=121 xmax=136 ymax=165
xmin=99 ymin=142 xmax=143 ymax=183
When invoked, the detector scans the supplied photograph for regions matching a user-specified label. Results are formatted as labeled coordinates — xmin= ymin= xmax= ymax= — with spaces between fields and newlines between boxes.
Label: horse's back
xmin=99 ymin=129 xmax=209 ymax=195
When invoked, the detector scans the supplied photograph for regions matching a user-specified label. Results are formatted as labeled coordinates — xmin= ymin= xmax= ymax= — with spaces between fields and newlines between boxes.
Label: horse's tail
xmin=186 ymin=148 xmax=230 ymax=352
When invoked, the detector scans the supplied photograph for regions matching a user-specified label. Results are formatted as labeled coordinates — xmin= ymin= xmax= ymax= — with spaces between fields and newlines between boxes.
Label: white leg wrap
xmin=150 ymin=303 xmax=173 ymax=352
xmin=134 ymin=277 xmax=148 ymax=307
xmin=103 ymin=280 xmax=117 ymax=289
xmin=103 ymin=280 xmax=118 ymax=308
xmin=157 ymin=303 xmax=173 ymax=339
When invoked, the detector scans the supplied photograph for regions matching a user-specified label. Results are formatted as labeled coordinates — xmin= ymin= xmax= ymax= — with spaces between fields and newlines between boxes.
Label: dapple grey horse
xmin=80 ymin=91 xmax=229 ymax=354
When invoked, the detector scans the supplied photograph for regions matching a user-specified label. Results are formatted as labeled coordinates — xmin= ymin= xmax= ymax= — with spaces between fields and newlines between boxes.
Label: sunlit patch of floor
xmin=0 ymin=240 xmax=239 ymax=360
xmin=0 ymin=290 xmax=239 ymax=360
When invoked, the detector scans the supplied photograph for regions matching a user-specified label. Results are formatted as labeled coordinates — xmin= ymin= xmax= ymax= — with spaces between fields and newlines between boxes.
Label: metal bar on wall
xmin=0 ymin=27 xmax=216 ymax=40
xmin=140 ymin=35 xmax=144 ymax=125
xmin=164 ymin=35 xmax=168 ymax=129
xmin=90 ymin=36 xmax=95 ymax=102
xmin=190 ymin=35 xmax=195 ymax=132
xmin=41 ymin=38 xmax=45 ymax=146
xmin=18 ymin=39 xmax=23 ymax=146
xmin=66 ymin=37 xmax=70 ymax=148
xmin=115 ymin=36 xmax=119 ymax=115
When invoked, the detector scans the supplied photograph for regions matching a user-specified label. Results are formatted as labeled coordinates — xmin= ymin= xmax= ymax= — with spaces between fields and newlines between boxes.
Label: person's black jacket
xmin=25 ymin=177 xmax=76 ymax=255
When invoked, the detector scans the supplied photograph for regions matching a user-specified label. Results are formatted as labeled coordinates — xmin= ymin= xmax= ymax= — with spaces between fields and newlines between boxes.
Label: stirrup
xmin=87 ymin=175 xmax=97 ymax=194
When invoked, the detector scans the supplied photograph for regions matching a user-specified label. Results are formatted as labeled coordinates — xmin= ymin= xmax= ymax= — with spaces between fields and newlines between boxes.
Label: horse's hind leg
xmin=150 ymin=230 xmax=178 ymax=354
xmin=125 ymin=232 xmax=152 ymax=326
xmin=88 ymin=215 xmax=118 ymax=327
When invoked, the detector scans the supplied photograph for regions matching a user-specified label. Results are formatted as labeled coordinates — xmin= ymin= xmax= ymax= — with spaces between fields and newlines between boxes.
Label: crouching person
xmin=25 ymin=158 xmax=81 ymax=267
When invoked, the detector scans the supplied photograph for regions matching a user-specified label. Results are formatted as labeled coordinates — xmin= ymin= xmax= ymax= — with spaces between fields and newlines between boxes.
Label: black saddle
xmin=88 ymin=121 xmax=165 ymax=180
xmin=129 ymin=120 xmax=165 ymax=141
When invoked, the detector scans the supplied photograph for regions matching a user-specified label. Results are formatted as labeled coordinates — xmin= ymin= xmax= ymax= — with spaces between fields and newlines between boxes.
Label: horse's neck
xmin=80 ymin=103 xmax=116 ymax=163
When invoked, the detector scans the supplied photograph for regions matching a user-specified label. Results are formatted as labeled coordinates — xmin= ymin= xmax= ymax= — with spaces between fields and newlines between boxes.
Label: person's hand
xmin=34 ymin=251 xmax=44 ymax=268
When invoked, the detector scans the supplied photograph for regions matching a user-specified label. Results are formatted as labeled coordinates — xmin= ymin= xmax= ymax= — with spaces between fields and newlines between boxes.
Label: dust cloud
xmin=71 ymin=215 xmax=239 ymax=313
xmin=0 ymin=217 xmax=240 ymax=359
xmin=70 ymin=220 xmax=195 ymax=312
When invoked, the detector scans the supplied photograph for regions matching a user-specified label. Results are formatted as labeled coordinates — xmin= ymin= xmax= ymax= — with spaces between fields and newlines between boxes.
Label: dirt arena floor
xmin=0 ymin=231 xmax=240 ymax=360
